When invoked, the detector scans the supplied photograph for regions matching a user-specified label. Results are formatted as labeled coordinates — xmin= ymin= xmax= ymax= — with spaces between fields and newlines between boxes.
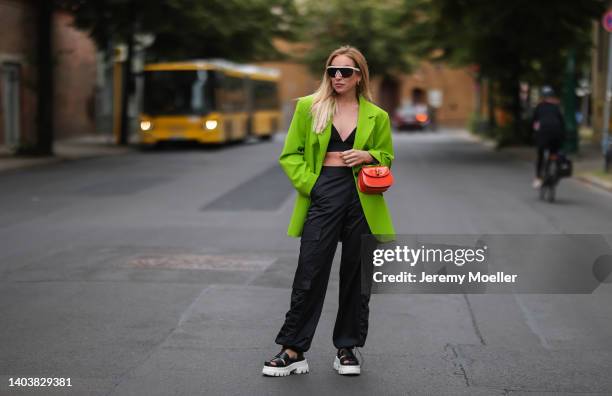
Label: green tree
xmin=408 ymin=0 xmax=605 ymax=144
xmin=58 ymin=0 xmax=301 ymax=61
xmin=296 ymin=0 xmax=418 ymax=80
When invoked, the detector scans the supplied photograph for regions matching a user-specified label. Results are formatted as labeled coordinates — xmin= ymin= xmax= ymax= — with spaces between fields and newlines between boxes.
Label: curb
xmin=0 ymin=157 xmax=63 ymax=174
xmin=0 ymin=145 xmax=136 ymax=175
xmin=575 ymin=174 xmax=612 ymax=193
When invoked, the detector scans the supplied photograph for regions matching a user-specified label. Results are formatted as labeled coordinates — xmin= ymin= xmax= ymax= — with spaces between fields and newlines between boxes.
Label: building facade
xmin=0 ymin=0 xmax=97 ymax=151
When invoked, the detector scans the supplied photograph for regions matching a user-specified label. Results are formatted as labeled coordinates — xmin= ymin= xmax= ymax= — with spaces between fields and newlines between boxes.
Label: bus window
xmin=143 ymin=70 xmax=214 ymax=116
xmin=253 ymin=80 xmax=279 ymax=110
xmin=216 ymin=74 xmax=247 ymax=112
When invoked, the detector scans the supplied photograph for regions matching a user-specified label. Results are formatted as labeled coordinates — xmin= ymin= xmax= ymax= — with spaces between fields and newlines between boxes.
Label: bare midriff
xmin=322 ymin=151 xmax=350 ymax=167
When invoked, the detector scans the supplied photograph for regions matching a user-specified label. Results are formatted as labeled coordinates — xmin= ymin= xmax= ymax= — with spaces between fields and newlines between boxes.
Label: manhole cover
xmin=127 ymin=254 xmax=275 ymax=271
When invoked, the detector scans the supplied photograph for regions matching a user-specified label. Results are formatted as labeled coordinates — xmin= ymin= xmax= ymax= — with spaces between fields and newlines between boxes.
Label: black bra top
xmin=327 ymin=124 xmax=356 ymax=152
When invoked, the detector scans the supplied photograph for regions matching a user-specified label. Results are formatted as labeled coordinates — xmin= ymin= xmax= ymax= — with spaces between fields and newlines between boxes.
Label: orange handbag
xmin=357 ymin=165 xmax=394 ymax=194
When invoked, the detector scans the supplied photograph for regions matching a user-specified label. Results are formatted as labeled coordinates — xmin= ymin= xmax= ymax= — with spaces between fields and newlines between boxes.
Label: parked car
xmin=393 ymin=103 xmax=434 ymax=131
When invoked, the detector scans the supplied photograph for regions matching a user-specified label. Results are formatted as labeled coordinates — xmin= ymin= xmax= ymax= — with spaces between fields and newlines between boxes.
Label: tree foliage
xmin=409 ymin=0 xmax=604 ymax=92
xmin=407 ymin=0 xmax=605 ymax=142
xmin=57 ymin=0 xmax=301 ymax=61
xmin=296 ymin=0 xmax=419 ymax=78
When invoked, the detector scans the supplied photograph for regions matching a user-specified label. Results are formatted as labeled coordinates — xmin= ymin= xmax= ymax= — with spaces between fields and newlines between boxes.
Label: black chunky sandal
xmin=262 ymin=349 xmax=309 ymax=377
xmin=333 ymin=347 xmax=361 ymax=375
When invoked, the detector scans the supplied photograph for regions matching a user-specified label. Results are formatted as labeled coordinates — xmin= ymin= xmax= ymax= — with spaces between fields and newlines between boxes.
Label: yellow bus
xmin=139 ymin=59 xmax=280 ymax=146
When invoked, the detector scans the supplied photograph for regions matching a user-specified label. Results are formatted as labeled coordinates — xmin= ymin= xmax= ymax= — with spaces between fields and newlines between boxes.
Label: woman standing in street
xmin=262 ymin=45 xmax=395 ymax=377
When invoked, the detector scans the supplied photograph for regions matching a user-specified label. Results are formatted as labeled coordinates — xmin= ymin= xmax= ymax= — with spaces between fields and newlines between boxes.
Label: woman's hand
xmin=340 ymin=149 xmax=375 ymax=167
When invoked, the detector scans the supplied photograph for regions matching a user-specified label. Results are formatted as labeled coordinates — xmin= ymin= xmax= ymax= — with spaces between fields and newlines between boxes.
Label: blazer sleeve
xmin=278 ymin=98 xmax=318 ymax=197
xmin=366 ymin=111 xmax=394 ymax=168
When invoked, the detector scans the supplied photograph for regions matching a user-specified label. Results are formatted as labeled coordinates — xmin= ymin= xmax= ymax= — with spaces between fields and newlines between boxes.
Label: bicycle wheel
xmin=547 ymin=186 xmax=555 ymax=203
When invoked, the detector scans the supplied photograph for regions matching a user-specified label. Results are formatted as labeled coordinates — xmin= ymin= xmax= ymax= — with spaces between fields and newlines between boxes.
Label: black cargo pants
xmin=275 ymin=165 xmax=373 ymax=353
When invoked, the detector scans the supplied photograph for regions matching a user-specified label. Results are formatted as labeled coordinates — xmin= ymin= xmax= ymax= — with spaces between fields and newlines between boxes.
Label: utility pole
xmin=602 ymin=10 xmax=612 ymax=171
xmin=118 ymin=0 xmax=135 ymax=145
xmin=562 ymin=48 xmax=578 ymax=154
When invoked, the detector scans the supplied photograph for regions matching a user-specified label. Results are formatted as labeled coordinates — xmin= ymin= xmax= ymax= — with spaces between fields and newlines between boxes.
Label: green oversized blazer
xmin=279 ymin=93 xmax=396 ymax=240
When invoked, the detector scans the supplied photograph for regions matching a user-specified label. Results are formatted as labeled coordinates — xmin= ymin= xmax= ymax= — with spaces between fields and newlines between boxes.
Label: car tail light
xmin=415 ymin=113 xmax=428 ymax=123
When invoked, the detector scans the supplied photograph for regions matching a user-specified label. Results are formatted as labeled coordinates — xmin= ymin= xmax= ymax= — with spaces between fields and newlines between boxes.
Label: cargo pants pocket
xmin=292 ymin=223 xmax=322 ymax=290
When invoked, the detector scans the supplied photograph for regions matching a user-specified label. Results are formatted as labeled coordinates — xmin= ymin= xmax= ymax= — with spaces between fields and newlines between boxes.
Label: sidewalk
xmin=459 ymin=129 xmax=612 ymax=193
xmin=0 ymin=134 xmax=136 ymax=174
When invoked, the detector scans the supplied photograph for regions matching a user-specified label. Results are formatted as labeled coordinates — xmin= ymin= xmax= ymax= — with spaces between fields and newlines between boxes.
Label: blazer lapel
xmin=354 ymin=94 xmax=376 ymax=150
xmin=316 ymin=116 xmax=332 ymax=166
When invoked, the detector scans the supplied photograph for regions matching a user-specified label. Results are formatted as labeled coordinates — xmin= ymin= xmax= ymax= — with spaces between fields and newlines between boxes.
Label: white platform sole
xmin=333 ymin=356 xmax=361 ymax=375
xmin=262 ymin=359 xmax=309 ymax=377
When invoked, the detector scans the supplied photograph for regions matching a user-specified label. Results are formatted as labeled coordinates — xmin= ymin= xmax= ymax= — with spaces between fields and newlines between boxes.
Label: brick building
xmin=0 ymin=0 xmax=97 ymax=151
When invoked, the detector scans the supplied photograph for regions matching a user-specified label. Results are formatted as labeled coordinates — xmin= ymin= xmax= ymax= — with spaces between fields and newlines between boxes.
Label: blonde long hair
xmin=310 ymin=46 xmax=373 ymax=134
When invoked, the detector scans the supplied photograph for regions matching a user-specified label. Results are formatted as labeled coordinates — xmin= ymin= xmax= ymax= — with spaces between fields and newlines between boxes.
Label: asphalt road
xmin=1 ymin=129 xmax=611 ymax=395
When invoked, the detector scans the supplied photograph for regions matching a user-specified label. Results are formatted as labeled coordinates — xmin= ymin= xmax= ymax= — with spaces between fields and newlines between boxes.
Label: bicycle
xmin=538 ymin=149 xmax=560 ymax=203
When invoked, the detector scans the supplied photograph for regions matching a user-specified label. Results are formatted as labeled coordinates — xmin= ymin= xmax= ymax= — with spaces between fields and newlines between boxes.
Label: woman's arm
xmin=532 ymin=103 xmax=541 ymax=131
xmin=278 ymin=98 xmax=318 ymax=197
xmin=366 ymin=112 xmax=394 ymax=168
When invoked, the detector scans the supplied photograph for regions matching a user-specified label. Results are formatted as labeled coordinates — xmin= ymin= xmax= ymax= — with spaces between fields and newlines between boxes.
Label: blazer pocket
xmin=293 ymin=223 xmax=321 ymax=290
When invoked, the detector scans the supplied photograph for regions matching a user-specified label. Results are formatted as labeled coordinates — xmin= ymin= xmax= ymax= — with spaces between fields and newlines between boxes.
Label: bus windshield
xmin=143 ymin=70 xmax=214 ymax=116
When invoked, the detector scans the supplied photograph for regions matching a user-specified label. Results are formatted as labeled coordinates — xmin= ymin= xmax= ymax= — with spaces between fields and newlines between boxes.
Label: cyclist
xmin=531 ymin=86 xmax=566 ymax=188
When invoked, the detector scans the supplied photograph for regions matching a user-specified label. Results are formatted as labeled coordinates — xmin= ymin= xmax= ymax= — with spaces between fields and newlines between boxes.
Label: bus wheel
xmin=260 ymin=134 xmax=272 ymax=141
